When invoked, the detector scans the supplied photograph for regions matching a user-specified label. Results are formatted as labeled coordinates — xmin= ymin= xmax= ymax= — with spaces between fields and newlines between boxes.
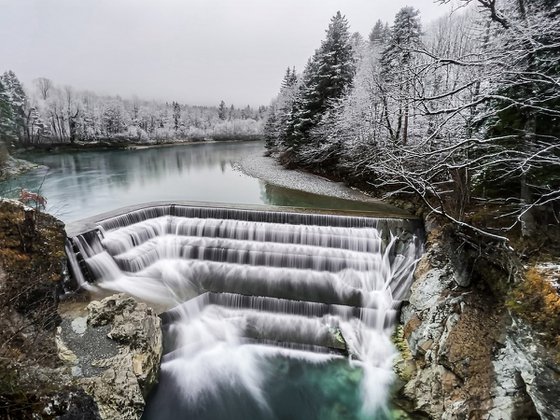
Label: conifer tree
xmin=218 ymin=100 xmax=227 ymax=120
xmin=369 ymin=20 xmax=388 ymax=45
xmin=264 ymin=67 xmax=299 ymax=152
xmin=1 ymin=71 xmax=27 ymax=142
xmin=172 ymin=102 xmax=181 ymax=130
xmin=0 ymin=79 xmax=15 ymax=143
xmin=263 ymin=105 xmax=278 ymax=151
xmin=284 ymin=11 xmax=355 ymax=158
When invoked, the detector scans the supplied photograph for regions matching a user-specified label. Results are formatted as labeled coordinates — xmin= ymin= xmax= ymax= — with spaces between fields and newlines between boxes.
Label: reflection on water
xmin=1 ymin=142 xmax=264 ymax=222
xmin=259 ymin=183 xmax=401 ymax=213
xmin=0 ymin=141 xmax=402 ymax=222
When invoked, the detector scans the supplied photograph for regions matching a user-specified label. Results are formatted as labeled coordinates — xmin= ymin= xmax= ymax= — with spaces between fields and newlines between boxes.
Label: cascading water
xmin=67 ymin=204 xmax=422 ymax=419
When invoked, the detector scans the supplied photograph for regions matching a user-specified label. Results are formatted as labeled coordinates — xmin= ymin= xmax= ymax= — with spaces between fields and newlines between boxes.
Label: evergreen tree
xmin=172 ymin=101 xmax=181 ymax=131
xmin=280 ymin=67 xmax=298 ymax=90
xmin=0 ymin=79 xmax=15 ymax=143
xmin=263 ymin=67 xmax=300 ymax=152
xmin=369 ymin=19 xmax=388 ymax=45
xmin=383 ymin=23 xmax=391 ymax=42
xmin=241 ymin=105 xmax=252 ymax=120
xmin=263 ymin=104 xmax=278 ymax=151
xmin=284 ymin=11 xmax=355 ymax=157
xmin=218 ymin=100 xmax=227 ymax=120
xmin=1 ymin=70 xmax=27 ymax=142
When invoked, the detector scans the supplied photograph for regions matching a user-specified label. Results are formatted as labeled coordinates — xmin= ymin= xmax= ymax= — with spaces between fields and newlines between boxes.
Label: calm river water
xmin=1 ymin=141 xmax=401 ymax=222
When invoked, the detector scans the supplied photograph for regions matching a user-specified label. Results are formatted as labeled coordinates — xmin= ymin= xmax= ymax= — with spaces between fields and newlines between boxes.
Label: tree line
xmin=0 ymin=72 xmax=266 ymax=145
xmin=264 ymin=1 xmax=560 ymax=240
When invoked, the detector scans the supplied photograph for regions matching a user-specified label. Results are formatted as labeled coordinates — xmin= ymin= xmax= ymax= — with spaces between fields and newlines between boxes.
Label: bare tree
xmin=33 ymin=77 xmax=53 ymax=101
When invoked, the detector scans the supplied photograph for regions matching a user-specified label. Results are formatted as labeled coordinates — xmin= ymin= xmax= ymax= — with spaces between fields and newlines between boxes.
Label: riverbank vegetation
xmin=264 ymin=1 xmax=559 ymax=244
xmin=0 ymin=72 xmax=265 ymax=147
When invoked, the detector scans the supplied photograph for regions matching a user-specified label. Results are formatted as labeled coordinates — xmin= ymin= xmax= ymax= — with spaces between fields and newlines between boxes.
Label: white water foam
xmin=68 ymin=207 xmax=421 ymax=417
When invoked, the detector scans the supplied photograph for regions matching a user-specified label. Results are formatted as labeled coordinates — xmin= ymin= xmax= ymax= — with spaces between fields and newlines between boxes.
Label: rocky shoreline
xmin=238 ymin=152 xmax=378 ymax=203
xmin=0 ymin=200 xmax=162 ymax=419
xmin=0 ymin=154 xmax=43 ymax=181
xmin=58 ymin=294 xmax=162 ymax=419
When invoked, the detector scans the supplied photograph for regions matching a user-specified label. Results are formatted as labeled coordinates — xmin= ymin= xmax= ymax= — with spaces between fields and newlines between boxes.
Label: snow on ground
xmin=236 ymin=152 xmax=379 ymax=203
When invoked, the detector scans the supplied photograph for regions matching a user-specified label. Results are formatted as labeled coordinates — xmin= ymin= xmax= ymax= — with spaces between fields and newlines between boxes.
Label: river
xmin=0 ymin=141 xmax=406 ymax=223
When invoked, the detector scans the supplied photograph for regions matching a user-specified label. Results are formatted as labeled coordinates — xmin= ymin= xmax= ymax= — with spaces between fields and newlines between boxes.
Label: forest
xmin=0 ymin=73 xmax=265 ymax=145
xmin=264 ymin=0 xmax=560 ymax=241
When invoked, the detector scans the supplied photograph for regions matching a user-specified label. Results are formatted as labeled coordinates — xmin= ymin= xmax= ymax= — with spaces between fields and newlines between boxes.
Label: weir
xmin=65 ymin=203 xmax=423 ymax=418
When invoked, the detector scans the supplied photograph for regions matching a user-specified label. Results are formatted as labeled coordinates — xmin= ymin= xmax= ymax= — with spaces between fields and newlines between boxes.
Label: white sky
xmin=0 ymin=0 xmax=453 ymax=107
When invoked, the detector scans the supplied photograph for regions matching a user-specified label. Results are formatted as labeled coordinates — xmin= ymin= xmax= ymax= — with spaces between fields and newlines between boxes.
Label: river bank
xmin=0 ymin=154 xmax=44 ymax=182
xmin=239 ymin=153 xmax=379 ymax=203
xmin=13 ymin=135 xmax=262 ymax=154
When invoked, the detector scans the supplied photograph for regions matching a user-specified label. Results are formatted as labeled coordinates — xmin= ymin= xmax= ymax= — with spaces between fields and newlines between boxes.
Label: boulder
xmin=59 ymin=294 xmax=162 ymax=420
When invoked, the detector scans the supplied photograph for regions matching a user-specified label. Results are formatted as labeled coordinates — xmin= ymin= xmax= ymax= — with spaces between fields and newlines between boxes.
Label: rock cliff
xmin=396 ymin=219 xmax=559 ymax=419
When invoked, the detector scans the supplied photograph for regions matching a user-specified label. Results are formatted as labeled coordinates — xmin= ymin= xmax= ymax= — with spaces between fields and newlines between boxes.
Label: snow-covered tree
xmin=283 ymin=11 xmax=355 ymax=160
xmin=34 ymin=77 xmax=53 ymax=101
xmin=0 ymin=70 xmax=264 ymax=145
xmin=264 ymin=67 xmax=300 ymax=152
xmin=172 ymin=101 xmax=181 ymax=131
xmin=369 ymin=19 xmax=390 ymax=45
xmin=1 ymin=71 xmax=27 ymax=142
xmin=218 ymin=100 xmax=227 ymax=120
xmin=102 ymin=101 xmax=127 ymax=136
xmin=380 ymin=7 xmax=423 ymax=145
xmin=0 ymin=79 xmax=16 ymax=144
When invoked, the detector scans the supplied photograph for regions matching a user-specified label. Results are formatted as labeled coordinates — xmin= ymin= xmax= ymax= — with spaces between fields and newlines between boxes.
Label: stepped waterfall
xmin=67 ymin=204 xmax=423 ymax=419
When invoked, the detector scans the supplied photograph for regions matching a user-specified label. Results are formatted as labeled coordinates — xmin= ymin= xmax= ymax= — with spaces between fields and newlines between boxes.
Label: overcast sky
xmin=0 ymin=0 xmax=453 ymax=107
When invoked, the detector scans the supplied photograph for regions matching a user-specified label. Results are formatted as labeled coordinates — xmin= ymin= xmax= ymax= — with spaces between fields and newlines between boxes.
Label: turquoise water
xmin=1 ymin=141 xmax=399 ymax=223
xmin=143 ymin=355 xmax=399 ymax=420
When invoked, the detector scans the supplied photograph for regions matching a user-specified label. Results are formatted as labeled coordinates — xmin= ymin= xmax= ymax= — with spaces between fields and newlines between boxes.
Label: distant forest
xmin=265 ymin=2 xmax=559 ymax=239
xmin=0 ymin=72 xmax=266 ymax=145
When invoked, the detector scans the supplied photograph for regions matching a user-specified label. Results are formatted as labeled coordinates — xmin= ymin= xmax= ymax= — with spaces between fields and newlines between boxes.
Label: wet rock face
xmin=398 ymin=225 xmax=540 ymax=419
xmin=59 ymin=294 xmax=162 ymax=420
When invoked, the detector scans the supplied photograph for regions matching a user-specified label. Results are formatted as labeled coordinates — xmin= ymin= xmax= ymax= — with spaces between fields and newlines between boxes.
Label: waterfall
xmin=67 ymin=204 xmax=422 ymax=419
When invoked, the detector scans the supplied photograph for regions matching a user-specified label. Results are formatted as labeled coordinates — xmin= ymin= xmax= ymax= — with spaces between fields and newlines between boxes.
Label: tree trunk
xmin=402 ymin=102 xmax=409 ymax=146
